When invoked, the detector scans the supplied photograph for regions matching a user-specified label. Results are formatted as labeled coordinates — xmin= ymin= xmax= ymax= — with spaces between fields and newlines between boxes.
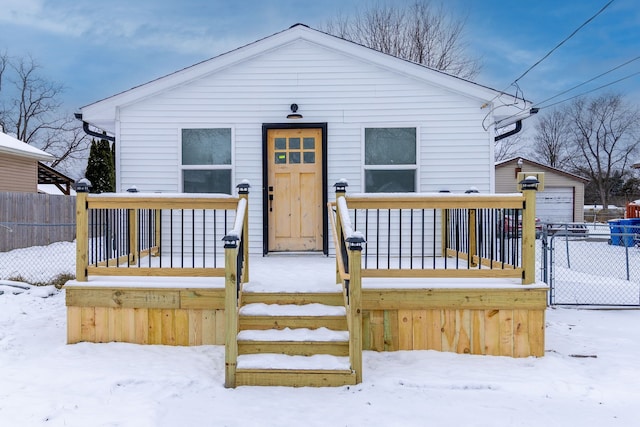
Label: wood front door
xmin=267 ymin=128 xmax=323 ymax=251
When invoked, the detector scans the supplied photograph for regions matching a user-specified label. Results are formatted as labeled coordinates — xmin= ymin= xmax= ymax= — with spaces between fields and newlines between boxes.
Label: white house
xmin=79 ymin=24 xmax=530 ymax=255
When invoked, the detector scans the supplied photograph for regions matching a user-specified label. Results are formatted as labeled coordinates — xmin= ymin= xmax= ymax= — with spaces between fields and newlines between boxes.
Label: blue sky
xmin=0 ymin=0 xmax=638 ymax=113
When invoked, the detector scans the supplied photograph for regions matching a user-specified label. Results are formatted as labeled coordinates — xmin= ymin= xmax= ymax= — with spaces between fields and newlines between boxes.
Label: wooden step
xmin=235 ymin=369 xmax=357 ymax=387
xmin=238 ymin=340 xmax=349 ymax=356
xmin=238 ymin=315 xmax=348 ymax=331
xmin=241 ymin=292 xmax=344 ymax=306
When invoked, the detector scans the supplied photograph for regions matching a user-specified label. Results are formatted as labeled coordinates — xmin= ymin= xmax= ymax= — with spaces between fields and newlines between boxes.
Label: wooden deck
xmin=67 ymin=187 xmax=548 ymax=387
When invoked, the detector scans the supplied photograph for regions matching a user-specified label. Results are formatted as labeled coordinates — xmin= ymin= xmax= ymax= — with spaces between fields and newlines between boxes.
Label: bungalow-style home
xmin=0 ymin=130 xmax=55 ymax=193
xmin=78 ymin=23 xmax=531 ymax=255
xmin=496 ymin=157 xmax=588 ymax=223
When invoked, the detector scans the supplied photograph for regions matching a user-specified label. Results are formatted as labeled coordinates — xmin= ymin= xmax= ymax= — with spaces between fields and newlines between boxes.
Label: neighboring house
xmin=495 ymin=157 xmax=588 ymax=223
xmin=79 ymin=24 xmax=530 ymax=255
xmin=0 ymin=131 xmax=55 ymax=193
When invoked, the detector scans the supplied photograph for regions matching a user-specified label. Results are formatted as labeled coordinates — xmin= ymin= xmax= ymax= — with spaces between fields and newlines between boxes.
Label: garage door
xmin=536 ymin=187 xmax=574 ymax=223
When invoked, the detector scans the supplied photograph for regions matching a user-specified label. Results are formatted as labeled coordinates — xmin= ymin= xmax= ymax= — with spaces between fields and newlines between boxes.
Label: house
xmin=78 ymin=24 xmax=531 ymax=255
xmin=496 ymin=157 xmax=588 ymax=223
xmin=0 ymin=131 xmax=55 ymax=193
xmin=37 ymin=162 xmax=76 ymax=196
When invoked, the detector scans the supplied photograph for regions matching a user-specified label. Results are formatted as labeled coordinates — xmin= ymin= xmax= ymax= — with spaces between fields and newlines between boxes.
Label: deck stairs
xmin=233 ymin=290 xmax=358 ymax=387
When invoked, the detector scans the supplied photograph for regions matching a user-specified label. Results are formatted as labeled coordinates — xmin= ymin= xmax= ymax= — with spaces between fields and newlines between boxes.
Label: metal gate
xmin=541 ymin=223 xmax=640 ymax=306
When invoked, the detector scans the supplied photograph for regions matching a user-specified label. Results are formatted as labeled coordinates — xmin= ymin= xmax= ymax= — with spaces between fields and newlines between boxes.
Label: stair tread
xmin=237 ymin=327 xmax=349 ymax=342
xmin=239 ymin=303 xmax=346 ymax=317
xmin=237 ymin=353 xmax=350 ymax=370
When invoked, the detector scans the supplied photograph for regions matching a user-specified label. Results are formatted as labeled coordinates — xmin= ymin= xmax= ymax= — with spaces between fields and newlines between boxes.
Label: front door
xmin=267 ymin=128 xmax=323 ymax=251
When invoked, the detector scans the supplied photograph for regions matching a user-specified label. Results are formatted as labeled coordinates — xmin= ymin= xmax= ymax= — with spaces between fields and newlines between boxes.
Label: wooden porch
xmin=65 ymin=183 xmax=547 ymax=387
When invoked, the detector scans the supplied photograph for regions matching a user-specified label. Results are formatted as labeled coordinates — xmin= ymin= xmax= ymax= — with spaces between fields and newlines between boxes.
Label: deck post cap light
xmin=236 ymin=180 xmax=251 ymax=194
xmin=126 ymin=185 xmax=138 ymax=193
xmin=333 ymin=179 xmax=348 ymax=193
xmin=519 ymin=175 xmax=540 ymax=191
xmin=76 ymin=178 xmax=92 ymax=192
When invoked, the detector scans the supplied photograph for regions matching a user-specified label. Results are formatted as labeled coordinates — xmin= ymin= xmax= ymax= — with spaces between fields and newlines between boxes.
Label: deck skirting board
xmin=66 ymin=286 xmax=546 ymax=356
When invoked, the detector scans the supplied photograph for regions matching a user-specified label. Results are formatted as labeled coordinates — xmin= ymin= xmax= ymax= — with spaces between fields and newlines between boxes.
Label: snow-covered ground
xmin=1 ymin=241 xmax=639 ymax=426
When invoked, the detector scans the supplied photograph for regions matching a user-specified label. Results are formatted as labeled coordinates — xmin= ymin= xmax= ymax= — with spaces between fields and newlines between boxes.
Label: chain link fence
xmin=0 ymin=223 xmax=76 ymax=287
xmin=538 ymin=222 xmax=640 ymax=306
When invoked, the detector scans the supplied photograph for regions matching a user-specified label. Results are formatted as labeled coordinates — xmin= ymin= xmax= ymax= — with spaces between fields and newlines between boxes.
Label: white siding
xmin=116 ymin=40 xmax=492 ymax=254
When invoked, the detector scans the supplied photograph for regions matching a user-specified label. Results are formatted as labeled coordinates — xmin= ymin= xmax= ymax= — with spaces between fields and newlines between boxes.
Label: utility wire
xmin=534 ymin=55 xmax=640 ymax=108
xmin=511 ymin=0 xmax=615 ymax=86
xmin=539 ymin=70 xmax=640 ymax=109
xmin=486 ymin=0 xmax=615 ymax=107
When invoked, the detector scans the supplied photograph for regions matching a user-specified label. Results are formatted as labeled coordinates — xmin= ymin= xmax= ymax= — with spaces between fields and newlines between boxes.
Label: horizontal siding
xmin=117 ymin=39 xmax=493 ymax=254
xmin=0 ymin=153 xmax=38 ymax=193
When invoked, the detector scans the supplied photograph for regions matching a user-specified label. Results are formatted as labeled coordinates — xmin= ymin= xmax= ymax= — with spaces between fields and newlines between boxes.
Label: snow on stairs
xmin=235 ymin=292 xmax=357 ymax=387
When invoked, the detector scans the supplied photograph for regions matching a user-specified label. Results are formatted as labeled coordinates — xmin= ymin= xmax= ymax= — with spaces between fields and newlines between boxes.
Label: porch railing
xmin=328 ymin=184 xmax=364 ymax=383
xmin=75 ymin=185 xmax=250 ymax=281
xmin=331 ymin=184 xmax=538 ymax=285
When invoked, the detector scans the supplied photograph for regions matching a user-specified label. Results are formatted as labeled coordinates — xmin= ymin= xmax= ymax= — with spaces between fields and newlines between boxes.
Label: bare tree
xmin=324 ymin=1 xmax=480 ymax=79
xmin=530 ymin=109 xmax=574 ymax=169
xmin=494 ymin=132 xmax=523 ymax=162
xmin=568 ymin=93 xmax=640 ymax=209
xmin=0 ymin=54 xmax=89 ymax=174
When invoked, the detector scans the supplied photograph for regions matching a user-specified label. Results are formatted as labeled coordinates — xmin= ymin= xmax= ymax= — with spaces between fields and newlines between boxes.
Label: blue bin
xmin=609 ymin=219 xmax=622 ymax=245
xmin=618 ymin=218 xmax=640 ymax=247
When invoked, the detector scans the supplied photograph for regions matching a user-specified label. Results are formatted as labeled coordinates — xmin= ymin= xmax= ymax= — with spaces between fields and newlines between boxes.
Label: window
xmin=364 ymin=127 xmax=417 ymax=192
xmin=181 ymin=128 xmax=232 ymax=194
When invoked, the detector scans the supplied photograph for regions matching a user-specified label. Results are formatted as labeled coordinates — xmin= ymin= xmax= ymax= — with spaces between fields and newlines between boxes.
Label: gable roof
xmin=81 ymin=24 xmax=526 ymax=133
xmin=496 ymin=157 xmax=589 ymax=183
xmin=0 ymin=131 xmax=55 ymax=162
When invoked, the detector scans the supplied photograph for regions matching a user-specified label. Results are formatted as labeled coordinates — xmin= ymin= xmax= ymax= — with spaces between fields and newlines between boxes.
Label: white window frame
xmin=178 ymin=125 xmax=235 ymax=194
xmin=361 ymin=125 xmax=420 ymax=193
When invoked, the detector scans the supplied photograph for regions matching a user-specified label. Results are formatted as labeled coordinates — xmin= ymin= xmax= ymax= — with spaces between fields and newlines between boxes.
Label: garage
xmin=536 ymin=187 xmax=574 ymax=223
xmin=495 ymin=158 xmax=588 ymax=223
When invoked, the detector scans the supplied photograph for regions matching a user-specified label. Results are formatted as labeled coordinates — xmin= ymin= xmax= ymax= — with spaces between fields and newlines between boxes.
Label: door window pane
xmin=303 ymin=138 xmax=315 ymax=149
xmin=275 ymin=152 xmax=287 ymax=164
xmin=365 ymin=128 xmax=416 ymax=165
xmin=365 ymin=170 xmax=416 ymax=193
xmin=275 ymin=138 xmax=286 ymax=150
xmin=183 ymin=170 xmax=232 ymax=194
xmin=289 ymin=152 xmax=300 ymax=164
xmin=303 ymin=152 xmax=315 ymax=164
xmin=182 ymin=128 xmax=231 ymax=165
xmin=289 ymin=138 xmax=301 ymax=150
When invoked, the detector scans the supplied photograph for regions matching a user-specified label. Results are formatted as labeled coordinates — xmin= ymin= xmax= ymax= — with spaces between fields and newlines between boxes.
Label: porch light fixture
xmin=515 ymin=157 xmax=523 ymax=178
xmin=286 ymin=103 xmax=303 ymax=119
xmin=518 ymin=175 xmax=540 ymax=191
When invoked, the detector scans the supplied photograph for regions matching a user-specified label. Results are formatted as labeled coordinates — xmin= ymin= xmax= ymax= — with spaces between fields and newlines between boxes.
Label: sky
xmin=0 ymin=0 xmax=638 ymax=115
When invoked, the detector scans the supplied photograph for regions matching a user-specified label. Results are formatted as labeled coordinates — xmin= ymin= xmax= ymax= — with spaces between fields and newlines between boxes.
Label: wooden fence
xmin=0 ymin=192 xmax=76 ymax=252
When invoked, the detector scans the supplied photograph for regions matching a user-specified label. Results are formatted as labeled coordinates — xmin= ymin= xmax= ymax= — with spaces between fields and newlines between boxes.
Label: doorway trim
xmin=262 ymin=123 xmax=328 ymax=255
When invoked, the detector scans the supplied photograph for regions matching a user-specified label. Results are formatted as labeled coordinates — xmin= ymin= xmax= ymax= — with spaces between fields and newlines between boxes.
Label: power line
xmin=535 ymin=55 xmax=640 ymax=108
xmin=511 ymin=0 xmax=615 ymax=86
xmin=487 ymin=0 xmax=615 ymax=107
xmin=540 ymin=70 xmax=640 ymax=109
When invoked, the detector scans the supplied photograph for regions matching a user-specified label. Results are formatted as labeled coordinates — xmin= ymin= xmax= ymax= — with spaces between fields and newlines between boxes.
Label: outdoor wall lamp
xmin=515 ymin=157 xmax=523 ymax=178
xmin=286 ymin=103 xmax=303 ymax=119
xmin=519 ymin=175 xmax=540 ymax=191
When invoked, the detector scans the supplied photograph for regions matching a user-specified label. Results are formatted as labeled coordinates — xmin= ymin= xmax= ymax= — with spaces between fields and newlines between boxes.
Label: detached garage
xmin=495 ymin=158 xmax=589 ymax=223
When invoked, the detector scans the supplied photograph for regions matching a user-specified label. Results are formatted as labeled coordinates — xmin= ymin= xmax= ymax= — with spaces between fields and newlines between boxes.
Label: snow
xmin=1 ymin=241 xmax=640 ymax=426
xmin=240 ymin=303 xmax=346 ymax=316
xmin=237 ymin=327 xmax=349 ymax=342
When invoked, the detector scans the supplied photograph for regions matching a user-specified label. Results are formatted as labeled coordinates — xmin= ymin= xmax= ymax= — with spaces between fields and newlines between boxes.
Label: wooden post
xmin=75 ymin=191 xmax=89 ymax=282
xmin=224 ymin=240 xmax=239 ymax=388
xmin=468 ymin=209 xmax=477 ymax=267
xmin=334 ymin=181 xmax=348 ymax=284
xmin=128 ymin=209 xmax=138 ymax=265
xmin=153 ymin=209 xmax=161 ymax=256
xmin=347 ymin=235 xmax=364 ymax=384
xmin=522 ymin=188 xmax=537 ymax=284
xmin=237 ymin=182 xmax=250 ymax=283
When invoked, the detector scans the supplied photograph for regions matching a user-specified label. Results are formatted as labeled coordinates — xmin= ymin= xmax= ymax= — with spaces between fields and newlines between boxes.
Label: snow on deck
xmin=64 ymin=254 xmax=542 ymax=291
